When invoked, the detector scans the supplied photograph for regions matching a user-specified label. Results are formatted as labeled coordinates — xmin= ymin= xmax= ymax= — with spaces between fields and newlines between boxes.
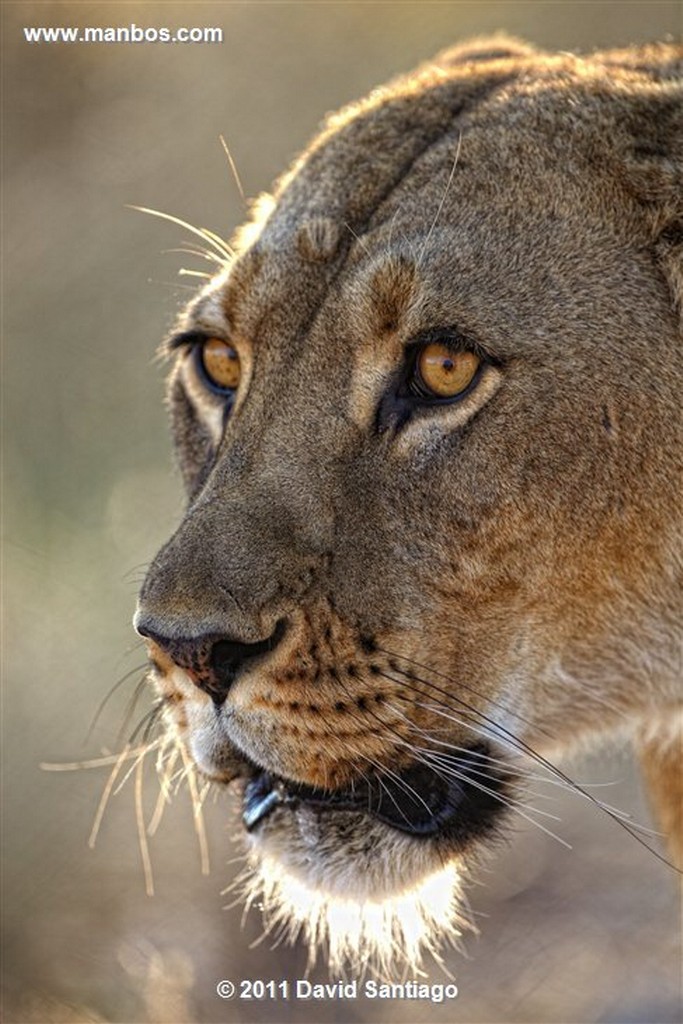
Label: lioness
xmin=135 ymin=37 xmax=682 ymax=971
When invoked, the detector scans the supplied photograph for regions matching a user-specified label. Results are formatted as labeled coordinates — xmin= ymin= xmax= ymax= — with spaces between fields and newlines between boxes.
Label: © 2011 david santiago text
xmin=216 ymin=978 xmax=459 ymax=1003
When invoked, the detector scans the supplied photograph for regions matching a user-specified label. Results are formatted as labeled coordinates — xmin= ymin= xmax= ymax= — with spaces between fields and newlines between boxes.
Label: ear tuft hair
xmin=433 ymin=34 xmax=538 ymax=69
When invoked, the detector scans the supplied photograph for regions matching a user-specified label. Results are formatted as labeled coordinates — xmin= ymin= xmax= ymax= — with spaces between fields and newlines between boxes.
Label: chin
xmin=197 ymin=736 xmax=513 ymax=974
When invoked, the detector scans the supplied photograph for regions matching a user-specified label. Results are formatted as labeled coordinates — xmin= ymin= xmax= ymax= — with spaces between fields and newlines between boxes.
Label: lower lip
xmin=243 ymin=763 xmax=466 ymax=838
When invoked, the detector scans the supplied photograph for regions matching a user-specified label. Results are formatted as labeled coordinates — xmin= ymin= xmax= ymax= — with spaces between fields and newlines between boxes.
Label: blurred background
xmin=3 ymin=3 xmax=681 ymax=1022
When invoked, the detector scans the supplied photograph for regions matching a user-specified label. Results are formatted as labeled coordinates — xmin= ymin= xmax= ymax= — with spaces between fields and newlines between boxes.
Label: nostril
xmin=133 ymin=617 xmax=156 ymax=641
xmin=211 ymin=618 xmax=287 ymax=682
xmin=135 ymin=616 xmax=288 ymax=702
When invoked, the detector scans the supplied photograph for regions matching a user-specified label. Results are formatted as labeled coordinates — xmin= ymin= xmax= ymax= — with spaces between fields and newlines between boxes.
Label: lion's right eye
xmin=199 ymin=338 xmax=241 ymax=394
xmin=414 ymin=343 xmax=481 ymax=400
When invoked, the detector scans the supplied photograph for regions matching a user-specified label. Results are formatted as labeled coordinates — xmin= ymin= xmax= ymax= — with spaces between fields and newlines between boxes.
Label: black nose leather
xmin=137 ymin=619 xmax=287 ymax=704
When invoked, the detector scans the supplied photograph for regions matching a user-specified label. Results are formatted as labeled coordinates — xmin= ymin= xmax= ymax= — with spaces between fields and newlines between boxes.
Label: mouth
xmin=195 ymin=737 xmax=513 ymax=972
xmin=233 ymin=742 xmax=511 ymax=970
xmin=242 ymin=743 xmax=507 ymax=842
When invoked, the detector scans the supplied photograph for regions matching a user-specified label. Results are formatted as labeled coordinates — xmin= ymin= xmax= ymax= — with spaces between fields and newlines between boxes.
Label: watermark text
xmin=216 ymin=977 xmax=459 ymax=1003
xmin=24 ymin=24 xmax=223 ymax=45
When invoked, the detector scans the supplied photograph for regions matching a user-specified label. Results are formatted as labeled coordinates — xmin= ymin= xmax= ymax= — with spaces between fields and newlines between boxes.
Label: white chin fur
xmin=231 ymin=805 xmax=471 ymax=976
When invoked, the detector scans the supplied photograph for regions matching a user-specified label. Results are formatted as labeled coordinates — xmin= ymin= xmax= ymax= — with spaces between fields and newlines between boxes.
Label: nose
xmin=136 ymin=618 xmax=287 ymax=704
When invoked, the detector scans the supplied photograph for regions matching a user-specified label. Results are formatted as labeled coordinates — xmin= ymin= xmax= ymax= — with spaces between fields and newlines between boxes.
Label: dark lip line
xmin=241 ymin=744 xmax=508 ymax=840
xmin=242 ymin=773 xmax=376 ymax=832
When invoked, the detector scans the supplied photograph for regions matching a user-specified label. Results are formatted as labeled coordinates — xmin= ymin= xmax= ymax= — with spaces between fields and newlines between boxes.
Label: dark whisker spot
xmin=360 ymin=635 xmax=377 ymax=654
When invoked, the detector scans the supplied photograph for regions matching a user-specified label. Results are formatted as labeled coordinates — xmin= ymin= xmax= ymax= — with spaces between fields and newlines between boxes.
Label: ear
xmin=599 ymin=41 xmax=682 ymax=83
xmin=617 ymin=64 xmax=683 ymax=324
xmin=433 ymin=34 xmax=538 ymax=69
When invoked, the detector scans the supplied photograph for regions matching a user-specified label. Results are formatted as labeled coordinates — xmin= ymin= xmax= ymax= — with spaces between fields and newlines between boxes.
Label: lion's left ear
xmin=616 ymin=70 xmax=683 ymax=322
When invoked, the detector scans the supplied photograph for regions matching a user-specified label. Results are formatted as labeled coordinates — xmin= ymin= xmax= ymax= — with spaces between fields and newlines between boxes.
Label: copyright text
xmin=217 ymin=978 xmax=459 ymax=1002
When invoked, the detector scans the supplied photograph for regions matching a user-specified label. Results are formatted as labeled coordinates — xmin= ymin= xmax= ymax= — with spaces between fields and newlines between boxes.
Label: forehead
xmin=250 ymin=60 xmax=629 ymax=254
xmin=194 ymin=206 xmax=645 ymax=373
xmin=183 ymin=70 xmax=654 ymax=362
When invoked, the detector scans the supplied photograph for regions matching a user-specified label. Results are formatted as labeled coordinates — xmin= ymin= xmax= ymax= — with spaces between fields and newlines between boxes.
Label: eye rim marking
xmin=374 ymin=326 xmax=502 ymax=436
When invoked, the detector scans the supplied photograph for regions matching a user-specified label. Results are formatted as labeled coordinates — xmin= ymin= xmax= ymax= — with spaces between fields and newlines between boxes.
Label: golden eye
xmin=415 ymin=343 xmax=480 ymax=399
xmin=200 ymin=338 xmax=241 ymax=392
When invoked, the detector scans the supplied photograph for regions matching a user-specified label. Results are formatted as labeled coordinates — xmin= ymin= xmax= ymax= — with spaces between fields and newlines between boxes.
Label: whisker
xmin=419 ymin=748 xmax=564 ymax=823
xmin=163 ymin=245 xmax=225 ymax=265
xmin=117 ymin=675 xmax=155 ymax=745
xmin=127 ymin=702 xmax=162 ymax=745
xmin=418 ymin=132 xmax=462 ymax=265
xmin=343 ymin=221 xmax=371 ymax=257
xmin=410 ymin=714 xmax=660 ymax=831
xmin=328 ymin=679 xmax=457 ymax=823
xmin=148 ymin=743 xmax=180 ymax=835
xmin=201 ymin=227 xmax=235 ymax=261
xmin=135 ymin=752 xmax=155 ymax=896
xmin=121 ymin=563 xmax=150 ymax=582
xmin=381 ymin=663 xmax=676 ymax=867
xmin=114 ymin=741 xmax=157 ymax=796
xmin=141 ymin=703 xmax=165 ymax=744
xmin=88 ymin=742 xmax=132 ymax=849
xmin=40 ymin=743 xmax=158 ymax=773
xmin=378 ymin=644 xmax=555 ymax=742
xmin=219 ymin=134 xmax=247 ymax=208
xmin=313 ymin=704 xmax=377 ymax=796
xmin=330 ymin=677 xmax=417 ymax=797
xmin=387 ymin=693 xmax=635 ymax=803
xmin=406 ymin=744 xmax=571 ymax=845
xmin=85 ymin=663 xmax=148 ymax=742
xmin=149 ymin=278 xmax=200 ymax=292
xmin=385 ymin=698 xmax=542 ymax=782
xmin=179 ymin=741 xmax=211 ymax=875
xmin=119 ymin=637 xmax=148 ymax=659
xmin=179 ymin=268 xmax=212 ymax=280
xmin=127 ymin=205 xmax=233 ymax=261
xmin=357 ymin=747 xmax=434 ymax=826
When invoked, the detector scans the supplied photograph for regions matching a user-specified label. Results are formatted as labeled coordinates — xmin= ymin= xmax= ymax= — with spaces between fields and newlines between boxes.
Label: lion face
xmin=135 ymin=39 xmax=682 ymax=968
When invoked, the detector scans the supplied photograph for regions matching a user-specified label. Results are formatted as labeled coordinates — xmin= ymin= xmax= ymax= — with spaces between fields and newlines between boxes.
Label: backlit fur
xmin=137 ymin=37 xmax=683 ymax=973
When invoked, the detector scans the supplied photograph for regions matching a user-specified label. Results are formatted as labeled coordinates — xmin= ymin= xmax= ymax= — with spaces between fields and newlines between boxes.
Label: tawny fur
xmin=136 ymin=36 xmax=683 ymax=969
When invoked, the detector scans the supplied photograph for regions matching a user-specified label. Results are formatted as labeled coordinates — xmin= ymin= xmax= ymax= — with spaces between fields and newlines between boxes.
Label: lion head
xmin=135 ymin=37 xmax=682 ymax=971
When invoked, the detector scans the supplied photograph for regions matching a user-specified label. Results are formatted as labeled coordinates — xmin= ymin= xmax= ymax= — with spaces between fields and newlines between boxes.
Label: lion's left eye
xmin=199 ymin=338 xmax=241 ymax=393
xmin=412 ymin=343 xmax=481 ymax=400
